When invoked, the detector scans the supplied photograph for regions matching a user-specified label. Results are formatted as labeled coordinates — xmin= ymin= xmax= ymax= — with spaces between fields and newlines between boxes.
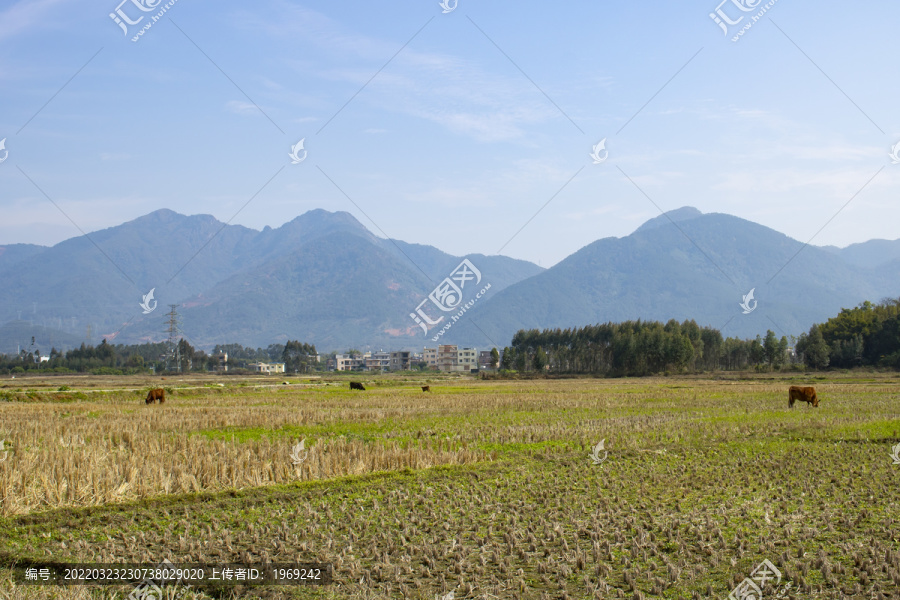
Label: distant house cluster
xmin=211 ymin=345 xmax=498 ymax=374
xmin=329 ymin=345 xmax=495 ymax=373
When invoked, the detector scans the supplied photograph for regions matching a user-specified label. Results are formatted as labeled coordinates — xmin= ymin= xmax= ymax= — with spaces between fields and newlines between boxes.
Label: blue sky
xmin=1 ymin=0 xmax=897 ymax=267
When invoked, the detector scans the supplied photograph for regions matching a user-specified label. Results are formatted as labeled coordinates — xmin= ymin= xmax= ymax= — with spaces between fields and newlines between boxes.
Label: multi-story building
xmin=457 ymin=347 xmax=478 ymax=372
xmin=364 ymin=351 xmax=391 ymax=372
xmin=422 ymin=345 xmax=480 ymax=372
xmin=437 ymin=345 xmax=457 ymax=371
xmin=478 ymin=350 xmax=496 ymax=370
xmin=390 ymin=351 xmax=411 ymax=371
xmin=334 ymin=354 xmax=363 ymax=371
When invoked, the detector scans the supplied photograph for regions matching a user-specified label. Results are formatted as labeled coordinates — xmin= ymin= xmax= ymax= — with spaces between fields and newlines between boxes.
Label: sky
xmin=0 ymin=0 xmax=898 ymax=268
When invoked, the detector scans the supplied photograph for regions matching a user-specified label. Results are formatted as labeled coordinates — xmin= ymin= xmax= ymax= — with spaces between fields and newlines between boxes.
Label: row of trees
xmin=1 ymin=339 xmax=318 ymax=374
xmin=795 ymin=298 xmax=900 ymax=369
xmin=4 ymin=299 xmax=897 ymax=375
xmin=500 ymin=319 xmax=791 ymax=376
xmin=210 ymin=342 xmax=319 ymax=372
xmin=500 ymin=298 xmax=900 ymax=376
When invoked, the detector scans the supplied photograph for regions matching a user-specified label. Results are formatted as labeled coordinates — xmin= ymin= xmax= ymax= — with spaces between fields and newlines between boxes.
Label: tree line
xmin=0 ymin=339 xmax=318 ymax=375
xmin=500 ymin=298 xmax=900 ymax=376
xmin=795 ymin=298 xmax=900 ymax=369
xmin=3 ymin=298 xmax=896 ymax=375
xmin=500 ymin=319 xmax=791 ymax=376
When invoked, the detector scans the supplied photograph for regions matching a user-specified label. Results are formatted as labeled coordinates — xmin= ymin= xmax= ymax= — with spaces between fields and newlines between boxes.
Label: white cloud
xmin=230 ymin=2 xmax=563 ymax=142
xmin=229 ymin=3 xmax=392 ymax=60
xmin=225 ymin=100 xmax=261 ymax=115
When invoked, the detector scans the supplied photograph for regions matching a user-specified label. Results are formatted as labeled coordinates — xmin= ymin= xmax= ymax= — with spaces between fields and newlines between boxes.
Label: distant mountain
xmin=821 ymin=238 xmax=900 ymax=269
xmin=633 ymin=206 xmax=703 ymax=233
xmin=0 ymin=320 xmax=84 ymax=357
xmin=122 ymin=233 xmax=543 ymax=350
xmin=0 ymin=243 xmax=47 ymax=274
xmin=0 ymin=209 xmax=542 ymax=353
xmin=0 ymin=209 xmax=261 ymax=353
xmin=1 ymin=206 xmax=898 ymax=355
xmin=444 ymin=208 xmax=900 ymax=345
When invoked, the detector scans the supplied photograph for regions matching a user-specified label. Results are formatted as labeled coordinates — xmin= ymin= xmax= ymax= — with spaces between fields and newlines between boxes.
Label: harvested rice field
xmin=0 ymin=372 xmax=898 ymax=599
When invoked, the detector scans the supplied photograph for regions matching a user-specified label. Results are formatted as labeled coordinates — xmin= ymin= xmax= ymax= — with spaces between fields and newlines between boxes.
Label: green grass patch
xmin=829 ymin=418 xmax=900 ymax=441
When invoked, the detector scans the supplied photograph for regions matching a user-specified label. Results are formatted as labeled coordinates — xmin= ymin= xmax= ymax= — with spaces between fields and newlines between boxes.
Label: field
xmin=0 ymin=372 xmax=898 ymax=599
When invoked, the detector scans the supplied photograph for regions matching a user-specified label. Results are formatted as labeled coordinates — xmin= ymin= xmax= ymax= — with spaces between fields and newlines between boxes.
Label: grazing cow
xmin=788 ymin=386 xmax=818 ymax=408
xmin=145 ymin=388 xmax=165 ymax=404
xmin=349 ymin=381 xmax=365 ymax=391
xmin=422 ymin=385 xmax=430 ymax=392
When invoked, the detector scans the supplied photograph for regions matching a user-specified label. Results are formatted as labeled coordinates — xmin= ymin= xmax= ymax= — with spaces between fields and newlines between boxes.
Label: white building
xmin=250 ymin=362 xmax=285 ymax=374
xmin=425 ymin=345 xmax=479 ymax=372
xmin=457 ymin=347 xmax=478 ymax=371
xmin=334 ymin=354 xmax=363 ymax=371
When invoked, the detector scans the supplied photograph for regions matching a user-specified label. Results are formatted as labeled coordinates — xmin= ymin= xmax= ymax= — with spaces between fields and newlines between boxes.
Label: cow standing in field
xmin=421 ymin=385 xmax=430 ymax=392
xmin=349 ymin=381 xmax=365 ymax=391
xmin=788 ymin=386 xmax=818 ymax=408
xmin=145 ymin=388 xmax=165 ymax=404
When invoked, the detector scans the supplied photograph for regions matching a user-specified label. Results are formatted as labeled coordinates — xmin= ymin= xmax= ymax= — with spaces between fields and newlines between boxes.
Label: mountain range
xmin=1 ymin=207 xmax=898 ymax=355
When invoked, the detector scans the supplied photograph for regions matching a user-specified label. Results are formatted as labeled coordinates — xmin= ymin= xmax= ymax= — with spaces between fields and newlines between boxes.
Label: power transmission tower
xmin=165 ymin=304 xmax=181 ymax=371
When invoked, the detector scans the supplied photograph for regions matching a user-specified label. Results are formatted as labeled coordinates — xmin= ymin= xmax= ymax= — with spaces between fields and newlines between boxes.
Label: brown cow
xmin=788 ymin=386 xmax=817 ymax=408
xmin=145 ymin=388 xmax=165 ymax=404
xmin=349 ymin=381 xmax=365 ymax=391
xmin=421 ymin=385 xmax=430 ymax=392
